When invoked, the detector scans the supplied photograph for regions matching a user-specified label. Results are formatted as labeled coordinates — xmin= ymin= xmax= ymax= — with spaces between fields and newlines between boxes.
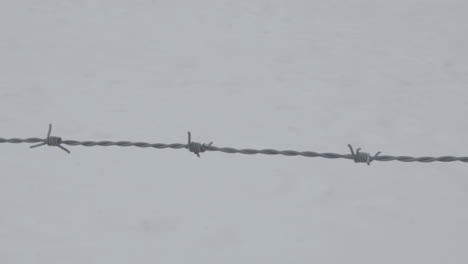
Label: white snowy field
xmin=1 ymin=0 xmax=468 ymax=263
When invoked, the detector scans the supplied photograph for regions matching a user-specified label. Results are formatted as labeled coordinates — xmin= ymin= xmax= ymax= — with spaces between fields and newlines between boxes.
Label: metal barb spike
xmin=30 ymin=124 xmax=70 ymax=154
xmin=186 ymin=131 xmax=212 ymax=158
xmin=348 ymin=144 xmax=380 ymax=165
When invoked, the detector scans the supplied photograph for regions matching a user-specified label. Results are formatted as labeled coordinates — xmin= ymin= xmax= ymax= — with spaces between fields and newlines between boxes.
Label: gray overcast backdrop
xmin=1 ymin=0 xmax=468 ymax=263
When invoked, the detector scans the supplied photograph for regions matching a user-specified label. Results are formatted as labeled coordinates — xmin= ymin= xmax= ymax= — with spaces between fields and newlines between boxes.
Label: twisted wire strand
xmin=1 ymin=124 xmax=468 ymax=163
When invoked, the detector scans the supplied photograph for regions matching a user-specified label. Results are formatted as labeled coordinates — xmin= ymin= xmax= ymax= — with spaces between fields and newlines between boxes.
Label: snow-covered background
xmin=1 ymin=0 xmax=468 ymax=263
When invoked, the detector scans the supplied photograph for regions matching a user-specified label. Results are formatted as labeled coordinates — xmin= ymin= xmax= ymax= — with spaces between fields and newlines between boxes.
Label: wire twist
xmin=0 ymin=124 xmax=467 ymax=164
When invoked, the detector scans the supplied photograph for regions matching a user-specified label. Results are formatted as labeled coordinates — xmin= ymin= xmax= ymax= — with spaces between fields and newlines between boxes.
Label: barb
xmin=186 ymin=131 xmax=213 ymax=157
xmin=0 ymin=124 xmax=468 ymax=164
xmin=30 ymin=124 xmax=70 ymax=154
xmin=348 ymin=144 xmax=381 ymax=165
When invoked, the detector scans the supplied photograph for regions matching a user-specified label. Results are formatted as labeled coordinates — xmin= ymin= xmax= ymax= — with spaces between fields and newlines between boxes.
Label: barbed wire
xmin=1 ymin=124 xmax=467 ymax=165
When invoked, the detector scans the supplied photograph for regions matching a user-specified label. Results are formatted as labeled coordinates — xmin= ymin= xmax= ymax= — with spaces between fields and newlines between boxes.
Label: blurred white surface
xmin=1 ymin=1 xmax=467 ymax=263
